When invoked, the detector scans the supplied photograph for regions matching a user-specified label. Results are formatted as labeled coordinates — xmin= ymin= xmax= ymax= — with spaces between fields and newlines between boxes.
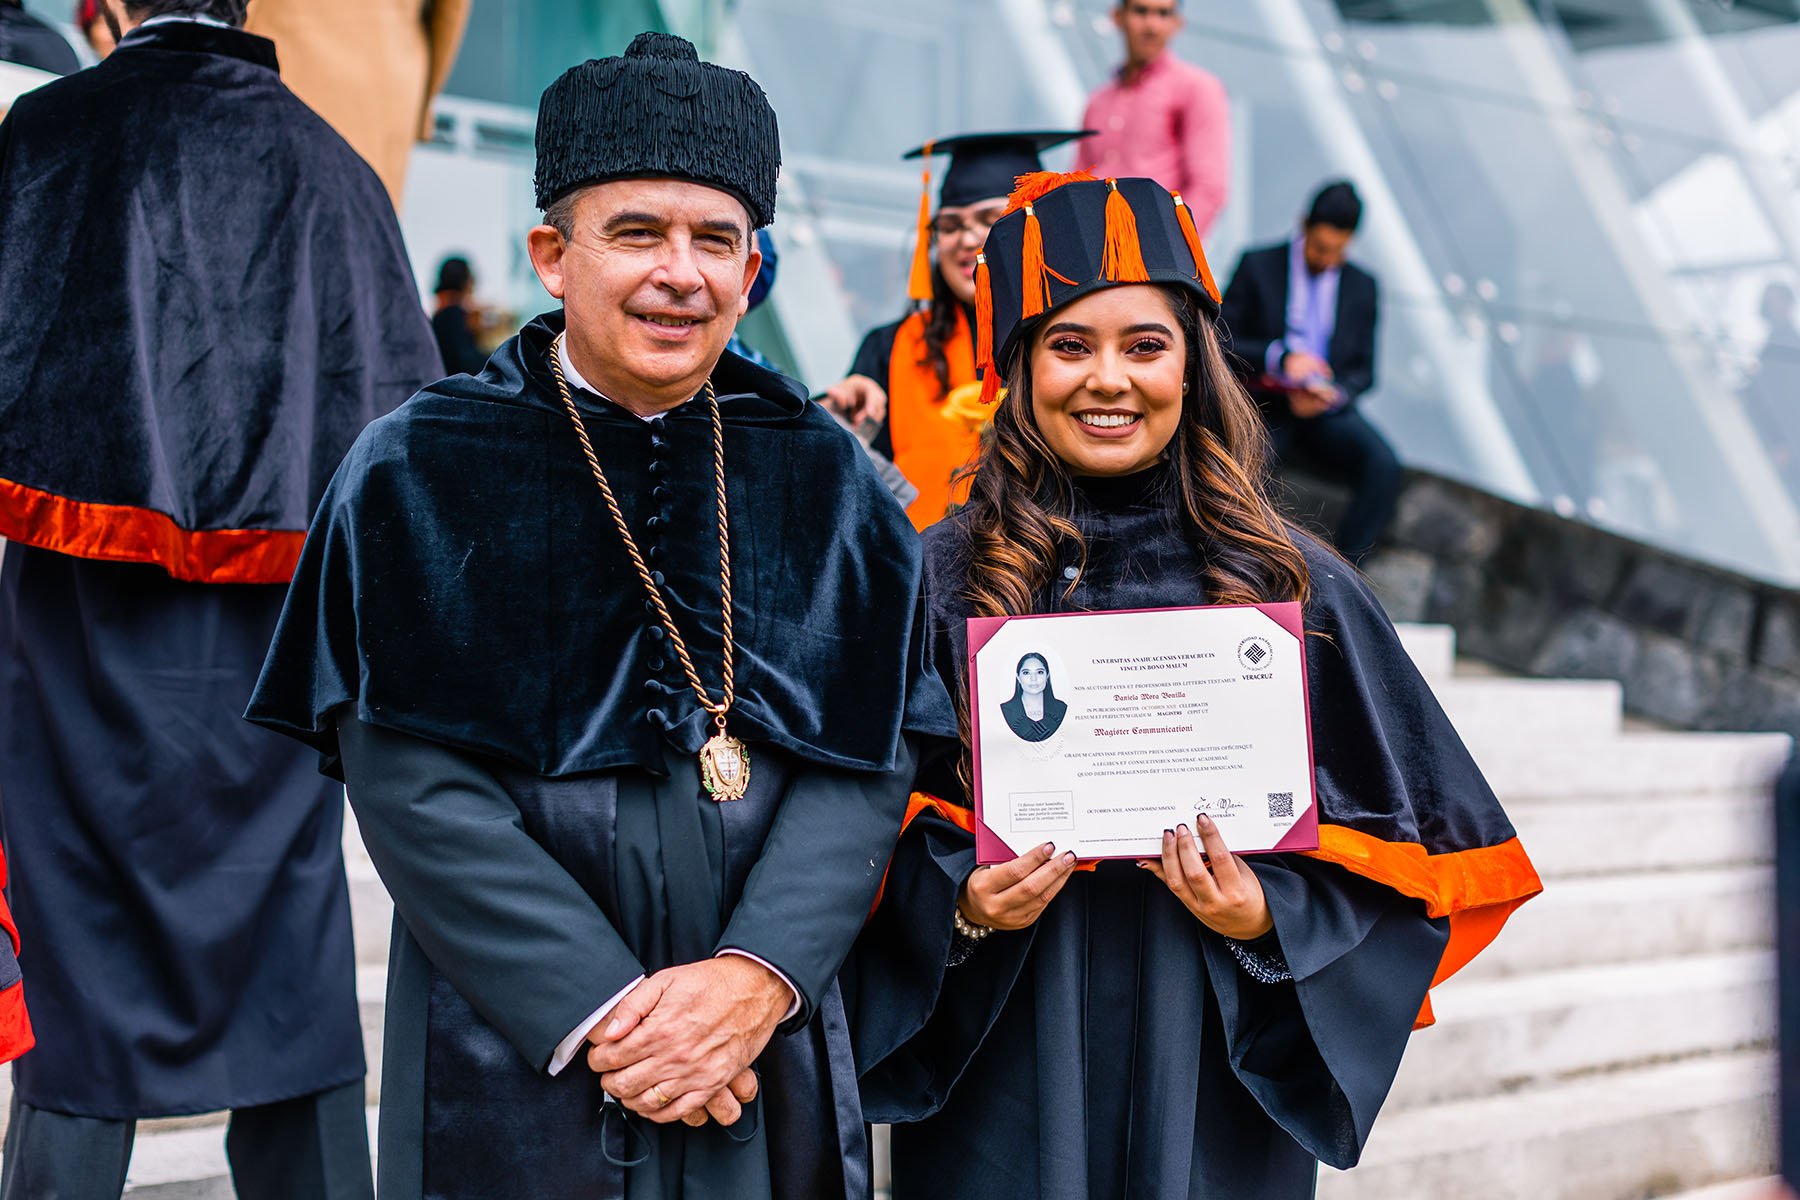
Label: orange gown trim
xmin=885 ymin=793 xmax=1543 ymax=1029
xmin=0 ymin=847 xmax=32 ymax=1063
xmin=0 ymin=476 xmax=304 ymax=584
xmin=887 ymin=308 xmax=981 ymax=531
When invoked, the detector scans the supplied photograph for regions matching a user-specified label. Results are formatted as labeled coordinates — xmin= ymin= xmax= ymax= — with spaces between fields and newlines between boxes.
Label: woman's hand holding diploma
xmin=1141 ymin=815 xmax=1275 ymax=940
xmin=958 ymin=842 xmax=1079 ymax=931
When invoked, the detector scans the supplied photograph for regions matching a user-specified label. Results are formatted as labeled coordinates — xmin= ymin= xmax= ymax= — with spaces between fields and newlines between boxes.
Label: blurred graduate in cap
xmin=821 ymin=130 xmax=1090 ymax=530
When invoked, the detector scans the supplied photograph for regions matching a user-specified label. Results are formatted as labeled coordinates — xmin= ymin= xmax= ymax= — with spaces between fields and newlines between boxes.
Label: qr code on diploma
xmin=1267 ymin=792 xmax=1294 ymax=818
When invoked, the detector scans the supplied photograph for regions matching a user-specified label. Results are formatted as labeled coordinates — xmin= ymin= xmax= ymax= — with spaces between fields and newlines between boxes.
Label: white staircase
xmin=5 ymin=625 xmax=1789 ymax=1198
xmin=1318 ymin=626 xmax=1791 ymax=1200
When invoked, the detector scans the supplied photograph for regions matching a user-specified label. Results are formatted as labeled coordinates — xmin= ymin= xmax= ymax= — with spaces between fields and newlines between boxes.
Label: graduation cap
xmin=902 ymin=130 xmax=1092 ymax=301
xmin=972 ymin=172 xmax=1223 ymax=405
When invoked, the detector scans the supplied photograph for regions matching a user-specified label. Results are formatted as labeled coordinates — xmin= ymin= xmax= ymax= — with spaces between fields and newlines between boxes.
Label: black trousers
xmin=1265 ymin=403 xmax=1402 ymax=565
xmin=0 ymin=1081 xmax=373 ymax=1200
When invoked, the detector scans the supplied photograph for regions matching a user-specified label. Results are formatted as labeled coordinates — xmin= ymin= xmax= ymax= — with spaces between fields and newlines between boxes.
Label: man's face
xmin=1302 ymin=223 xmax=1353 ymax=275
xmin=527 ymin=179 xmax=759 ymax=412
xmin=933 ymin=196 xmax=1008 ymax=307
xmin=1114 ymin=0 xmax=1182 ymax=65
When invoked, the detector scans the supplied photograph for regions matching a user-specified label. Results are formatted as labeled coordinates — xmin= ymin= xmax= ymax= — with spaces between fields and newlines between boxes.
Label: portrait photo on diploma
xmin=967 ymin=602 xmax=1320 ymax=864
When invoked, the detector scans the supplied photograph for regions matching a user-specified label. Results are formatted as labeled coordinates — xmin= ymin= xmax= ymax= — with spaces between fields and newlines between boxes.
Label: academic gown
xmin=848 ymin=464 xmax=1540 ymax=1199
xmin=0 ymin=20 xmax=440 ymax=1118
xmin=247 ymin=313 xmax=958 ymax=1199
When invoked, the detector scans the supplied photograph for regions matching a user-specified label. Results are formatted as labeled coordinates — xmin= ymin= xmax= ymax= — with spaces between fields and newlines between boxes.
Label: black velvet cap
xmin=904 ymin=130 xmax=1092 ymax=209
xmin=982 ymin=176 xmax=1221 ymax=379
xmin=534 ymin=32 xmax=781 ymax=227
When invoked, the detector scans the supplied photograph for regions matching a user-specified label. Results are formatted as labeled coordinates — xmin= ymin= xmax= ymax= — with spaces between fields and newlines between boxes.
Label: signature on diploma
xmin=1199 ymin=795 xmax=1241 ymax=818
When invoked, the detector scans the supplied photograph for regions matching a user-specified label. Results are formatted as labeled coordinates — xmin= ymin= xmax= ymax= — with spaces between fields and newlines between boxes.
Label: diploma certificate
xmin=968 ymin=602 xmax=1318 ymax=864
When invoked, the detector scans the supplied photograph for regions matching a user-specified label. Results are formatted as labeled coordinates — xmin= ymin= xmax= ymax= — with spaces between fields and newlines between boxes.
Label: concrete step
xmin=358 ymin=964 xmax=386 ymax=1108
xmin=1458 ymin=865 xmax=1772 ymax=979
xmin=1661 ymin=1179 xmax=1785 ymax=1200
xmin=350 ymin=858 xmax=393 ymax=967
xmin=1318 ymin=1051 xmax=1775 ymax=1200
xmin=1507 ymin=790 xmax=1769 ymax=878
xmin=1389 ymin=950 xmax=1773 ymax=1108
xmin=1466 ymin=730 xmax=1790 ymax=800
xmin=1394 ymin=622 xmax=1454 ymax=682
xmin=1433 ymin=675 xmax=1622 ymax=743
xmin=119 ymin=1107 xmax=379 ymax=1197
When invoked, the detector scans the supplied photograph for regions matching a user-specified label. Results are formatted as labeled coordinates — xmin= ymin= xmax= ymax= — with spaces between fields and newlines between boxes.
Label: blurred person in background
xmin=75 ymin=0 xmax=112 ymax=57
xmin=1219 ymin=180 xmax=1398 ymax=564
xmin=0 ymin=0 xmax=78 ymax=75
xmin=824 ymin=130 xmax=1090 ymax=530
xmin=245 ymin=0 xmax=468 ymax=207
xmin=1079 ymin=0 xmax=1229 ymax=237
xmin=1743 ymin=281 xmax=1800 ymax=504
xmin=0 ymin=0 xmax=441 ymax=1194
xmin=432 ymin=254 xmax=487 ymax=377
xmin=725 ymin=228 xmax=780 ymax=368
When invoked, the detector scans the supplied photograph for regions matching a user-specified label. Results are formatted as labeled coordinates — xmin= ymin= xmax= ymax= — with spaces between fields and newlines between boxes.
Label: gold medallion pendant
xmin=699 ymin=726 xmax=751 ymax=802
xmin=548 ymin=334 xmax=750 ymax=804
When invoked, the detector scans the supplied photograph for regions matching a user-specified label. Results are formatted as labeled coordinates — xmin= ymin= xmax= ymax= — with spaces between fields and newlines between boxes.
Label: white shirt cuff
xmin=717 ymin=949 xmax=802 ymax=1021
xmin=548 ymin=974 xmax=644 ymax=1076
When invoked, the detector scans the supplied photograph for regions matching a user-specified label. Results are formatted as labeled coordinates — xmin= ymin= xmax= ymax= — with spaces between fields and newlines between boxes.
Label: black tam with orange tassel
xmin=976 ymin=174 xmax=1223 ymax=394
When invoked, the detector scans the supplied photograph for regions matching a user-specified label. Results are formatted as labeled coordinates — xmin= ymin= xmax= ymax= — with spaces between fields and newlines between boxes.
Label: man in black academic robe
xmin=247 ymin=34 xmax=954 ymax=1200
xmin=0 ymin=2 xmax=442 ymax=1196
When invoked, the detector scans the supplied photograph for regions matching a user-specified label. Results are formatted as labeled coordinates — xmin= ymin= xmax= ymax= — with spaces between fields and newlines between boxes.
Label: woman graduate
xmin=823 ymin=131 xmax=1089 ymax=530
xmin=848 ymin=172 xmax=1544 ymax=1198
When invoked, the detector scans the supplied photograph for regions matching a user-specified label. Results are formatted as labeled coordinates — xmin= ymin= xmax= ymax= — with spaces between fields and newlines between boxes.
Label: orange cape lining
xmin=0 ymin=477 xmax=303 ymax=584
xmin=887 ymin=310 xmax=980 ymax=531
xmin=885 ymin=794 xmax=1543 ymax=1029
xmin=0 ymin=848 xmax=30 ymax=1062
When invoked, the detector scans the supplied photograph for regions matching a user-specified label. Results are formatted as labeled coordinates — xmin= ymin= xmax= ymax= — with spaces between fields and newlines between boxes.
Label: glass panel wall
xmin=719 ymin=0 xmax=1800 ymax=583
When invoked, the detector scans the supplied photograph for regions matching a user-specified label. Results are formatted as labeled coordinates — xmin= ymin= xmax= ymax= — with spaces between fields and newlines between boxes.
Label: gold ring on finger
xmin=649 ymin=1084 xmax=673 ymax=1108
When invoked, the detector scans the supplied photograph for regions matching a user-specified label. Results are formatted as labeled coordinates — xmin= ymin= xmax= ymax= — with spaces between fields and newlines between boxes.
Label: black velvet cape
xmin=848 ymin=466 xmax=1541 ymax=1199
xmin=247 ymin=311 xmax=954 ymax=777
xmin=0 ymin=22 xmax=441 ymax=584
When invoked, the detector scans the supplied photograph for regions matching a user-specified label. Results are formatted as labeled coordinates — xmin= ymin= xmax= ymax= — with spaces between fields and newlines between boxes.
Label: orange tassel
xmin=1004 ymin=168 xmax=1097 ymax=216
xmin=974 ymin=255 xmax=1002 ymax=405
xmin=1172 ymin=192 xmax=1221 ymax=305
xmin=1101 ymin=178 xmax=1150 ymax=283
xmin=1020 ymin=205 xmax=1049 ymax=318
xmin=907 ymin=165 xmax=935 ymax=302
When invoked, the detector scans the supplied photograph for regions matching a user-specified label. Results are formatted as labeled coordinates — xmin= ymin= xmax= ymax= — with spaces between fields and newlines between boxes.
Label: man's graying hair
xmin=542 ymin=191 xmax=579 ymax=240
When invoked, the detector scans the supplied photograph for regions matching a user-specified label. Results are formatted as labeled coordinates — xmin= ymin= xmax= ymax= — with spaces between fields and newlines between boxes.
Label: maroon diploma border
xmin=967 ymin=601 xmax=1320 ymax=864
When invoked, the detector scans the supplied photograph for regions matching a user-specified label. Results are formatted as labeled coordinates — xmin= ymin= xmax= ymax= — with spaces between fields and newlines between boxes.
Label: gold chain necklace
xmin=548 ymin=333 xmax=750 ymax=801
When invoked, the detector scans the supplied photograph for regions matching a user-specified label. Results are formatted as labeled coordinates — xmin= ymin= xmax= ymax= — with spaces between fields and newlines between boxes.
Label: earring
xmin=1182 ymin=380 xmax=1190 ymax=393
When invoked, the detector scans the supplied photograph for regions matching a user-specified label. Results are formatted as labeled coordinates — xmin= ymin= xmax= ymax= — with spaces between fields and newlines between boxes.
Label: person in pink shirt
xmin=1081 ymin=0 xmax=1230 ymax=236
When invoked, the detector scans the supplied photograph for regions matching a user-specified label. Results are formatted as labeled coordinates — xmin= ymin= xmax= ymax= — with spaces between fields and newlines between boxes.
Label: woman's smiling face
xmin=1026 ymin=285 xmax=1186 ymax=478
xmin=1017 ymin=658 xmax=1049 ymax=695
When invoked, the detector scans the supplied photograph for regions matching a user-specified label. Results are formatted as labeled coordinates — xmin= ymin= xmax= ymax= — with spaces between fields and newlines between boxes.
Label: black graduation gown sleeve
xmin=720 ymin=739 xmax=919 ymax=1031
xmin=337 ymin=714 xmax=645 ymax=1069
xmin=852 ymin=813 xmax=1446 ymax=1169
xmin=848 ymin=320 xmax=901 ymax=460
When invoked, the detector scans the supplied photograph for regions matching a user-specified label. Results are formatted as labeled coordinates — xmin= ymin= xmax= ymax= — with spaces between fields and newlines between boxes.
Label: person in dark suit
xmin=1219 ymin=181 xmax=1400 ymax=563
xmin=0 ymin=0 xmax=79 ymax=76
xmin=430 ymin=254 xmax=487 ymax=376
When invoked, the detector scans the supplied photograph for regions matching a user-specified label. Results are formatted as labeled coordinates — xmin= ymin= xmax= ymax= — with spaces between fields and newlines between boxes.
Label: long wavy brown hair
xmin=908 ymin=264 xmax=965 ymax=394
xmin=959 ymin=283 xmax=1311 ymax=616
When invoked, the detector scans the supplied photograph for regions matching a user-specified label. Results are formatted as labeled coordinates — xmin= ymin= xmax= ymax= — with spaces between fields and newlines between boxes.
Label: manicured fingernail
xmin=1062 ymin=851 xmax=1077 ymax=865
xmin=1197 ymin=814 xmax=1212 ymax=829
xmin=1044 ymin=842 xmax=1056 ymax=856
xmin=1163 ymin=828 xmax=1174 ymax=837
xmin=1178 ymin=824 xmax=1190 ymax=836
